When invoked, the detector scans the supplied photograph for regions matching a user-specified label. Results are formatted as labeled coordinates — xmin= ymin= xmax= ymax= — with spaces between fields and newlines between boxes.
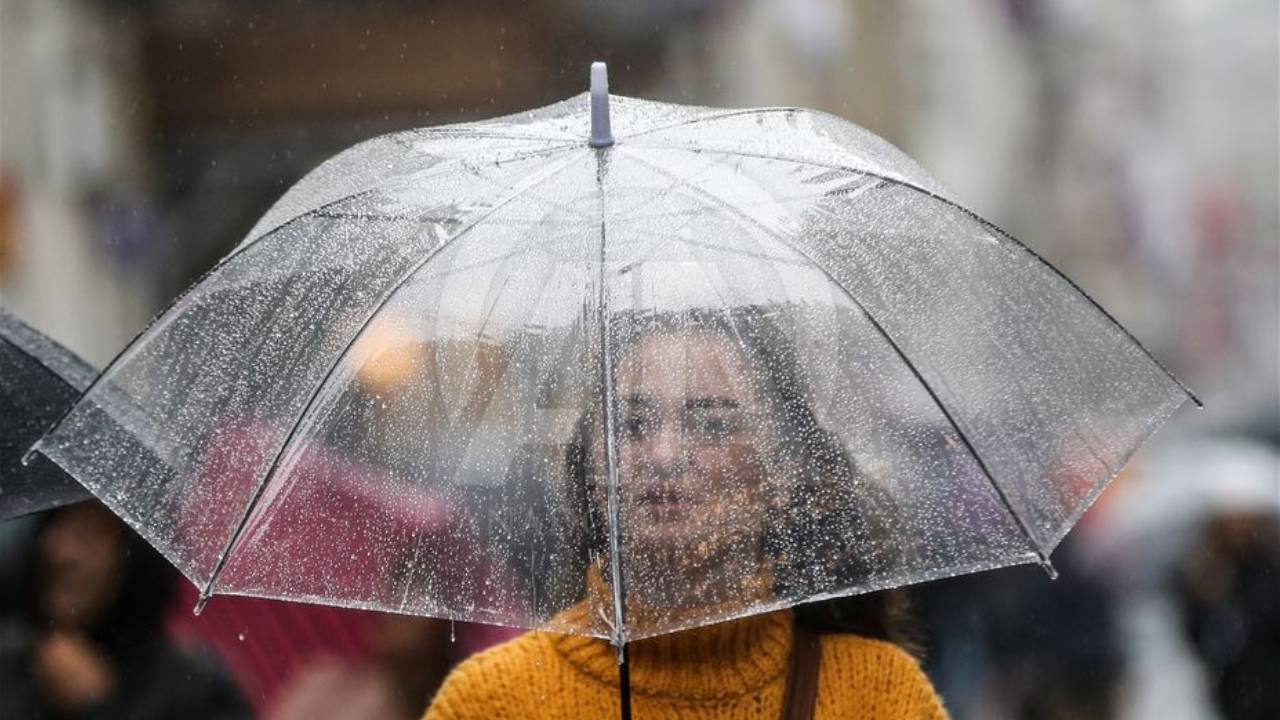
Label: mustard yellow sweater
xmin=423 ymin=609 xmax=949 ymax=719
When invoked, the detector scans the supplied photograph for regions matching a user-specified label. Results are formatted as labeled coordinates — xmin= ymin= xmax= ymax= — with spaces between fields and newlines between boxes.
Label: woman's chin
xmin=624 ymin=533 xmax=741 ymax=571
xmin=636 ymin=503 xmax=694 ymax=525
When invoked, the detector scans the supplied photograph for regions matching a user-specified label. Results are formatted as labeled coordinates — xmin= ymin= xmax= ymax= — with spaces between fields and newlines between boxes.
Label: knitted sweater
xmin=423 ymin=609 xmax=949 ymax=719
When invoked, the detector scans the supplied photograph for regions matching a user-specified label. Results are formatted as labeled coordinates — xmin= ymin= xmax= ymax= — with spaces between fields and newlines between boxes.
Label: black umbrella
xmin=0 ymin=308 xmax=95 ymax=520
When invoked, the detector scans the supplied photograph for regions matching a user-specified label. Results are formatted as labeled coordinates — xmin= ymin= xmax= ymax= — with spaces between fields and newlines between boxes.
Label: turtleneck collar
xmin=549 ymin=608 xmax=794 ymax=701
xmin=544 ymin=564 xmax=792 ymax=701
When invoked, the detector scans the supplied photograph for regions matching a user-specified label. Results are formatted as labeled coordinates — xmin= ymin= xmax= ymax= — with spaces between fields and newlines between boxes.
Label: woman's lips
xmin=636 ymin=490 xmax=693 ymax=519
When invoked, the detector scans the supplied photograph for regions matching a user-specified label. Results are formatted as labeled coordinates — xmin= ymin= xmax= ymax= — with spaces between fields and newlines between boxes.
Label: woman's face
xmin=610 ymin=328 xmax=776 ymax=564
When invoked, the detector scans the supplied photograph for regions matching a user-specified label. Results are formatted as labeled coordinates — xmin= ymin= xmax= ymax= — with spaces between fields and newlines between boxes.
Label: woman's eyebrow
xmin=623 ymin=394 xmax=657 ymax=409
xmin=685 ymin=396 xmax=739 ymax=410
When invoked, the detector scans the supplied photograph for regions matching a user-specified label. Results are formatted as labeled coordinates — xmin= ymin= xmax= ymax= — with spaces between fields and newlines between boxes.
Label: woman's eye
xmin=623 ymin=414 xmax=652 ymax=439
xmin=686 ymin=414 xmax=739 ymax=441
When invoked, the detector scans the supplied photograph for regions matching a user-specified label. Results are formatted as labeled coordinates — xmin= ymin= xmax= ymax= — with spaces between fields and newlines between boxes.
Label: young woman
xmin=423 ymin=306 xmax=949 ymax=719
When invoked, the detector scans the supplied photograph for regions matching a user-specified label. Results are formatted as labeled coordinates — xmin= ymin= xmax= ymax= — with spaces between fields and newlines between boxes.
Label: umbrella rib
xmin=408 ymin=128 xmax=579 ymax=142
xmin=621 ymin=106 xmax=930 ymax=195
xmin=244 ymin=142 xmax=580 ymax=248
xmin=602 ymin=150 xmax=810 ymax=266
xmin=445 ymin=255 xmax=565 ymax=483
xmin=593 ymin=151 xmax=630 ymax=655
xmin=633 ymin=143 xmax=1201 ymax=408
xmin=621 ymin=149 xmax=1054 ymax=564
xmin=33 ymin=143 xmax=576 ymax=453
xmin=32 ymin=143 xmax=579 ymax=473
xmin=394 ymin=223 xmax=806 ymax=284
xmin=194 ymin=148 xmax=585 ymax=606
xmin=622 ymin=106 xmax=808 ymax=141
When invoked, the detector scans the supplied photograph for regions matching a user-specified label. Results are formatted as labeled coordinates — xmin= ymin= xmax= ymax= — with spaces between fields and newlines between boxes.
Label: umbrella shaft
xmin=619 ymin=643 xmax=632 ymax=720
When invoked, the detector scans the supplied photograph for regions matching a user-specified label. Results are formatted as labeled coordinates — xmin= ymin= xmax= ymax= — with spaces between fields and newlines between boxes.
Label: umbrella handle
xmin=618 ymin=641 xmax=632 ymax=720
xmin=590 ymin=62 xmax=614 ymax=148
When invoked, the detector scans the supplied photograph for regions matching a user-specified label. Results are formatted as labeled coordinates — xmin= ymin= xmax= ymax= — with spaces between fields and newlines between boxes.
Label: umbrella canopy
xmin=1 ymin=309 xmax=95 ymax=520
xmin=34 ymin=66 xmax=1196 ymax=648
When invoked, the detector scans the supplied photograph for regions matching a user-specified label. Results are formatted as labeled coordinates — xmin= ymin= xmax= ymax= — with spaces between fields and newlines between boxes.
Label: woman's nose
xmin=642 ymin=424 xmax=687 ymax=477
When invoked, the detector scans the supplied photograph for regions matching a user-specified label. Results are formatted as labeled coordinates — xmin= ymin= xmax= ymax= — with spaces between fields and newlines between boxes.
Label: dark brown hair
xmin=563 ymin=304 xmax=919 ymax=651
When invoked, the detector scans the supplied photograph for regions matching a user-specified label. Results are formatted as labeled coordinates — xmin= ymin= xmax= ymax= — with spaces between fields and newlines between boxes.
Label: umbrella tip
xmin=589 ymin=61 xmax=613 ymax=148
xmin=1037 ymin=552 xmax=1059 ymax=580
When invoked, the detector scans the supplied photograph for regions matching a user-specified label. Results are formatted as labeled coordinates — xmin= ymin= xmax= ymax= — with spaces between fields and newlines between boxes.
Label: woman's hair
xmin=561 ymin=304 xmax=919 ymax=650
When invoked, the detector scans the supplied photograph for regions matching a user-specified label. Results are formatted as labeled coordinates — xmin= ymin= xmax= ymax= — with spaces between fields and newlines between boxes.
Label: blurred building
xmin=0 ymin=0 xmax=154 ymax=365
xmin=6 ymin=0 xmax=1273 ymax=424
xmin=1 ymin=1 xmax=1276 ymax=718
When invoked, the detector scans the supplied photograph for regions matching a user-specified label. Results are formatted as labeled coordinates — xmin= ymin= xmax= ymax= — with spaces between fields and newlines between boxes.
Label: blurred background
xmin=0 ymin=1 xmax=1275 ymax=718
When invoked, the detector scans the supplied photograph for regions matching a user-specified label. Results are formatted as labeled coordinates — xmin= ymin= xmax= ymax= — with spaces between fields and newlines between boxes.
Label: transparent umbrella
xmin=1 ymin=308 xmax=94 ymax=519
xmin=34 ymin=63 xmax=1196 ymax=693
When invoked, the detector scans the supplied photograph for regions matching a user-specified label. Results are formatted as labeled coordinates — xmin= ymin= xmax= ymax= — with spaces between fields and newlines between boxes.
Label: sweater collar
xmin=548 ymin=605 xmax=793 ymax=701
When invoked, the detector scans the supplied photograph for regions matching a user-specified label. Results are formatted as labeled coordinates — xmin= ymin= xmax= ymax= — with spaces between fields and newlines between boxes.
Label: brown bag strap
xmin=781 ymin=622 xmax=822 ymax=720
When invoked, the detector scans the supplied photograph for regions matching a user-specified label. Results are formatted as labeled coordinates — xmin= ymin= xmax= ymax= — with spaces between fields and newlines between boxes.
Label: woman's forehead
xmin=617 ymin=329 xmax=757 ymax=401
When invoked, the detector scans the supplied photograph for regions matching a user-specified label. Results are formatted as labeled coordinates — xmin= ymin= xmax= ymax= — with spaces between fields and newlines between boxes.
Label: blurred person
xmin=166 ymin=584 xmax=381 ymax=714
xmin=424 ymin=306 xmax=947 ymax=719
xmin=0 ymin=501 xmax=250 ymax=720
xmin=267 ymin=613 xmax=451 ymax=720
xmin=0 ymin=514 xmax=38 ymax=619
xmin=1174 ymin=511 xmax=1280 ymax=720
xmin=263 ymin=604 xmax=518 ymax=719
xmin=156 ymin=316 xmax=522 ymax=715
xmin=916 ymin=531 xmax=1125 ymax=720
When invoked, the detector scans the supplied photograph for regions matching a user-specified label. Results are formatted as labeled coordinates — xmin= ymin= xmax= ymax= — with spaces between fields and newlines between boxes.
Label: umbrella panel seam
xmin=245 ymin=142 xmax=581 ymax=248
xmin=195 ymin=149 xmax=586 ymax=603
xmin=619 ymin=147 xmax=1050 ymax=560
xmin=33 ymin=144 xmax=583 ymax=483
xmin=632 ymin=143 xmax=1199 ymax=407
xmin=594 ymin=149 xmax=630 ymax=651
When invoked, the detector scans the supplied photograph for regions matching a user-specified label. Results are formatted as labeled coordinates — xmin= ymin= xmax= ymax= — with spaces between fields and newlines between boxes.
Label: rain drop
xmin=449 ymin=619 xmax=456 ymax=643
